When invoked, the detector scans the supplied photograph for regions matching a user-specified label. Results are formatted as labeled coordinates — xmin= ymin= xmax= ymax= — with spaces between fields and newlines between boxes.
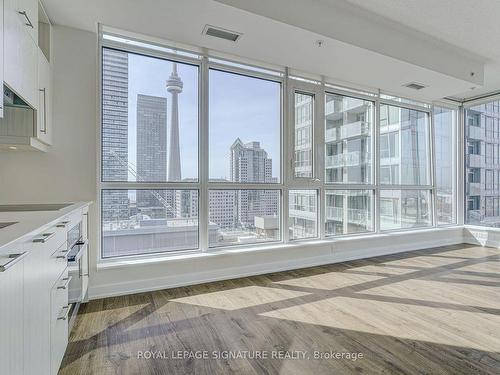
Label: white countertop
xmin=0 ymin=202 xmax=91 ymax=255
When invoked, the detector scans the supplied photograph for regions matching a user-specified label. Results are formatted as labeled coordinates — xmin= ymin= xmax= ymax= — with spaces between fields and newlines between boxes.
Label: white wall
xmin=0 ymin=25 xmax=466 ymax=300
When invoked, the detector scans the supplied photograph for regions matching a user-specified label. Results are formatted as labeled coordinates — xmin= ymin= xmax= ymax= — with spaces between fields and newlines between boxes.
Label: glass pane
xmin=289 ymin=190 xmax=317 ymax=240
xmin=209 ymin=190 xmax=280 ymax=247
xmin=380 ymin=190 xmax=431 ymax=230
xmin=294 ymin=92 xmax=314 ymax=178
xmin=325 ymin=190 xmax=373 ymax=236
xmin=465 ymin=99 xmax=500 ymax=226
xmin=101 ymin=48 xmax=199 ymax=182
xmin=102 ymin=189 xmax=199 ymax=258
xmin=325 ymin=93 xmax=373 ymax=183
xmin=434 ymin=106 xmax=456 ymax=225
xmin=209 ymin=69 xmax=281 ymax=182
xmin=379 ymin=104 xmax=430 ymax=185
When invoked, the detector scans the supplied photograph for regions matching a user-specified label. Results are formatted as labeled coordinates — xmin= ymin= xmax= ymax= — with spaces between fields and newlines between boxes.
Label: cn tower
xmin=166 ymin=62 xmax=183 ymax=181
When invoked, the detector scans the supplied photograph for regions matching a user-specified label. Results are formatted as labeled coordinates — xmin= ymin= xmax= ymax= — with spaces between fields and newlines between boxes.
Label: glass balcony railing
xmin=326 ymin=207 xmax=369 ymax=224
xmin=325 ymin=121 xmax=369 ymax=142
xmin=325 ymin=98 xmax=366 ymax=116
xmin=325 ymin=151 xmax=368 ymax=168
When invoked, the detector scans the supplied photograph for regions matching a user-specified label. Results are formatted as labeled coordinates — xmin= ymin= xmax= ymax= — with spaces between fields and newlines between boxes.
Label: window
xmin=379 ymin=104 xmax=430 ymax=185
xmin=294 ymin=92 xmax=314 ymax=178
xmin=102 ymin=189 xmax=199 ymax=258
xmin=325 ymin=93 xmax=373 ymax=184
xmin=325 ymin=190 xmax=373 ymax=235
xmin=433 ymin=106 xmax=456 ymax=225
xmin=208 ymin=190 xmax=280 ymax=247
xmin=101 ymin=48 xmax=199 ymax=182
xmin=209 ymin=69 xmax=281 ymax=182
xmin=380 ymin=190 xmax=431 ymax=230
xmin=465 ymin=100 xmax=500 ymax=226
xmin=289 ymin=190 xmax=318 ymax=240
xmin=99 ymin=32 xmax=460 ymax=261
xmin=101 ymin=47 xmax=200 ymax=258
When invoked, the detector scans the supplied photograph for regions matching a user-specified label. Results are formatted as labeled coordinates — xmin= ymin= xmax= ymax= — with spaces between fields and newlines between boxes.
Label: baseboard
xmin=88 ymin=228 xmax=464 ymax=300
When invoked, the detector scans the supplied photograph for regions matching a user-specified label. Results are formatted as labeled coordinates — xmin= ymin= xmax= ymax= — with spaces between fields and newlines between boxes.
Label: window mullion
xmin=199 ymin=56 xmax=209 ymax=252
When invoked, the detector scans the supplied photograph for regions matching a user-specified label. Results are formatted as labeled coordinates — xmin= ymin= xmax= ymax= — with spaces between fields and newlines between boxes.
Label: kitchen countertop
xmin=0 ymin=201 xmax=91 ymax=255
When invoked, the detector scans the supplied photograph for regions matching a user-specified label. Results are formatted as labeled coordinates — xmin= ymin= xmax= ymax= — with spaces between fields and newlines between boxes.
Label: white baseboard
xmin=88 ymin=227 xmax=464 ymax=300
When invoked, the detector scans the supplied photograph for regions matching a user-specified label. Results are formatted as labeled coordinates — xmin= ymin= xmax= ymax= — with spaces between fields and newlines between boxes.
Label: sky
xmin=127 ymin=53 xmax=281 ymax=181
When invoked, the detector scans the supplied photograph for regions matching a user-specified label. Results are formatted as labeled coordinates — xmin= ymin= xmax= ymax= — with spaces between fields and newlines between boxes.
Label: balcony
xmin=467 ymin=154 xmax=482 ymax=168
xmin=467 ymin=182 xmax=482 ymax=196
xmin=325 ymin=98 xmax=367 ymax=117
xmin=325 ymin=151 xmax=363 ymax=168
xmin=326 ymin=207 xmax=369 ymax=225
xmin=325 ymin=121 xmax=369 ymax=143
xmin=467 ymin=125 xmax=483 ymax=140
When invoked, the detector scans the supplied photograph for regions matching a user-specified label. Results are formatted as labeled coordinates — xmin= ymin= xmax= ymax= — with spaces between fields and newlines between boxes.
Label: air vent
xmin=403 ymin=82 xmax=427 ymax=90
xmin=203 ymin=25 xmax=242 ymax=42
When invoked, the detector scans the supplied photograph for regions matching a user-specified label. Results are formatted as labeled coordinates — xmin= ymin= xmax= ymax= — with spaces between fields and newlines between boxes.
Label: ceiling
xmin=42 ymin=0 xmax=500 ymax=102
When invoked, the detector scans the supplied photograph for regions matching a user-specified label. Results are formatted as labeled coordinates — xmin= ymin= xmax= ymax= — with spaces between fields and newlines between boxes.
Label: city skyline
xmin=124 ymin=53 xmax=281 ymax=181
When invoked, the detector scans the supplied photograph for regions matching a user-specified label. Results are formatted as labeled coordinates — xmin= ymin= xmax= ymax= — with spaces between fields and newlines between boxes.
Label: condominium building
xmin=465 ymin=100 xmax=500 ymax=227
xmin=135 ymin=94 xmax=170 ymax=218
xmin=101 ymin=48 xmax=129 ymax=222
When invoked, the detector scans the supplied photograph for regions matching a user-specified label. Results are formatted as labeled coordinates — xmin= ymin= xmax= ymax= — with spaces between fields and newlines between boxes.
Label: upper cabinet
xmin=0 ymin=0 xmax=4 ymax=118
xmin=19 ymin=0 xmax=38 ymax=43
xmin=4 ymin=0 xmax=38 ymax=108
xmin=1 ymin=0 xmax=53 ymax=150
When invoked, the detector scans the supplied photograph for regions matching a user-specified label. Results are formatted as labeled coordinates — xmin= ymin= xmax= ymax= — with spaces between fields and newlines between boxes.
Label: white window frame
xmin=97 ymin=27 xmax=461 ymax=264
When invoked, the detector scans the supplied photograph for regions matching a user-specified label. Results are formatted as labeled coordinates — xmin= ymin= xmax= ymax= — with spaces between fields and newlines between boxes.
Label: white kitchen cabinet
xmin=0 ymin=255 xmax=25 ymax=375
xmin=23 ymin=239 xmax=51 ymax=375
xmin=0 ymin=0 xmax=4 ymax=119
xmin=37 ymin=48 xmax=52 ymax=144
xmin=18 ymin=0 xmax=38 ymax=42
xmin=4 ymin=0 xmax=38 ymax=108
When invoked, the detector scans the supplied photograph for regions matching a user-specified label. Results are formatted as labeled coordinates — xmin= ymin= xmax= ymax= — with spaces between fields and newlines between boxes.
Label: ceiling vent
xmin=403 ymin=82 xmax=427 ymax=90
xmin=203 ymin=25 xmax=242 ymax=42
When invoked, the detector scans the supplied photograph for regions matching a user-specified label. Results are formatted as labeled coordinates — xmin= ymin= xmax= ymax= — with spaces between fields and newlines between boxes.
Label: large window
xmin=99 ymin=32 xmax=459 ymax=260
xmin=434 ymin=106 xmax=456 ymax=225
xmin=325 ymin=93 xmax=373 ymax=184
xmin=209 ymin=69 xmax=281 ymax=183
xmin=465 ymin=99 xmax=500 ymax=227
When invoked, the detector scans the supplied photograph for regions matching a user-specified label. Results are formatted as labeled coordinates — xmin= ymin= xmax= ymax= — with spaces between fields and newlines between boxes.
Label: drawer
xmin=32 ymin=225 xmax=66 ymax=255
xmin=48 ymin=243 xmax=69 ymax=286
xmin=50 ymin=270 xmax=70 ymax=375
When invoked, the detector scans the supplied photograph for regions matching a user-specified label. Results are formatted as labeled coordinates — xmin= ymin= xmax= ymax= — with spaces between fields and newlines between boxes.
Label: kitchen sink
xmin=0 ymin=203 xmax=73 ymax=212
xmin=0 ymin=222 xmax=18 ymax=229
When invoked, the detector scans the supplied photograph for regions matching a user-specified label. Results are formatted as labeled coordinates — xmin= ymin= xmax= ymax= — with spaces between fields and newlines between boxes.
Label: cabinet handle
xmin=33 ymin=232 xmax=56 ymax=243
xmin=57 ymin=276 xmax=72 ymax=290
xmin=0 ymin=252 xmax=28 ymax=272
xmin=39 ymin=88 xmax=47 ymax=134
xmin=57 ymin=305 xmax=71 ymax=321
xmin=56 ymin=221 xmax=70 ymax=228
xmin=56 ymin=248 xmax=69 ymax=259
xmin=18 ymin=11 xmax=34 ymax=28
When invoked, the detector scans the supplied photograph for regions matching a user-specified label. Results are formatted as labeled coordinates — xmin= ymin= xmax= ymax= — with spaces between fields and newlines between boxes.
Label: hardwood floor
xmin=60 ymin=244 xmax=500 ymax=375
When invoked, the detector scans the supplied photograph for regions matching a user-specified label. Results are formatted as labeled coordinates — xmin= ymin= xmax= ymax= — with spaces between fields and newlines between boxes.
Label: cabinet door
xmin=37 ymin=48 xmax=52 ymax=145
xmin=0 ymin=258 xmax=25 ymax=375
xmin=4 ymin=0 xmax=38 ymax=108
xmin=23 ymin=245 xmax=51 ymax=375
xmin=0 ymin=0 xmax=4 ymax=118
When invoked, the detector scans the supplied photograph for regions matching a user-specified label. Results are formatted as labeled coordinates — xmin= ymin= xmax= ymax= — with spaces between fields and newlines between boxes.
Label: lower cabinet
xmin=0 ymin=258 xmax=25 ymax=375
xmin=51 ymin=269 xmax=70 ymax=375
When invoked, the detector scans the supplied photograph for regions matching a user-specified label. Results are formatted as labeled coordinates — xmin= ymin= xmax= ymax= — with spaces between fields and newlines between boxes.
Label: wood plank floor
xmin=60 ymin=244 xmax=500 ymax=375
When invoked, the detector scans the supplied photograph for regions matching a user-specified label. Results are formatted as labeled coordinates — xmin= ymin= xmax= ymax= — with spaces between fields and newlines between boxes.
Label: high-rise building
xmin=102 ymin=49 xmax=129 ymax=222
xmin=136 ymin=94 xmax=170 ymax=218
xmin=465 ymin=100 xmax=500 ymax=227
xmin=229 ymin=139 xmax=278 ymax=227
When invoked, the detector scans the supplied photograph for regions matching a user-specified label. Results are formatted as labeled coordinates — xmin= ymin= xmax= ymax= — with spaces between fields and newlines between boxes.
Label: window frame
xmin=97 ymin=28 xmax=460 ymax=263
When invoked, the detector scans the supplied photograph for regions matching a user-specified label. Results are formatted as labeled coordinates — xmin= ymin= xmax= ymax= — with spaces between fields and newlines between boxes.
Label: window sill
xmin=97 ymin=225 xmax=463 ymax=271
